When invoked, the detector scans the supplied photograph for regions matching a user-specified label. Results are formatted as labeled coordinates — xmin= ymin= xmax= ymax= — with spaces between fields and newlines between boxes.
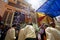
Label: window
xmin=2 ymin=0 xmax=8 ymax=3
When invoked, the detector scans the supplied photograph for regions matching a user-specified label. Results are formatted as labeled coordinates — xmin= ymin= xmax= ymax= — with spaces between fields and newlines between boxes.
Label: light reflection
xmin=25 ymin=0 xmax=47 ymax=10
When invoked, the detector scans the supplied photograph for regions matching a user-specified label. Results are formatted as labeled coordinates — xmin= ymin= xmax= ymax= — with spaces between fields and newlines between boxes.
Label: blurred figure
xmin=15 ymin=30 xmax=19 ymax=40
xmin=15 ymin=24 xmax=20 ymax=40
xmin=0 ymin=21 xmax=4 ymax=40
xmin=49 ymin=22 xmax=55 ymax=28
xmin=45 ymin=15 xmax=60 ymax=40
xmin=38 ymin=23 xmax=48 ymax=40
xmin=5 ymin=24 xmax=16 ymax=40
xmin=1 ymin=24 xmax=11 ymax=40
xmin=18 ymin=23 xmax=36 ymax=40
xmin=0 ymin=21 xmax=4 ymax=29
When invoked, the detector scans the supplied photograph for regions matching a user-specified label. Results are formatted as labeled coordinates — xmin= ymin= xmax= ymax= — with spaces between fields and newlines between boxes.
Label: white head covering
xmin=54 ymin=15 xmax=60 ymax=30
xmin=56 ymin=16 xmax=60 ymax=22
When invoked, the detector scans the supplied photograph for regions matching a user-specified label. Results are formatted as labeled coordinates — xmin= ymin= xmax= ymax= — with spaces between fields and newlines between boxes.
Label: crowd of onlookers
xmin=0 ymin=21 xmax=21 ymax=40
xmin=1 ymin=15 xmax=60 ymax=40
xmin=0 ymin=20 xmax=47 ymax=40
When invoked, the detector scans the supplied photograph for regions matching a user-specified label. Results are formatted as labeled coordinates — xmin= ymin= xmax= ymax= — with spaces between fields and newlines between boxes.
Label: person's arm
xmin=10 ymin=28 xmax=16 ymax=40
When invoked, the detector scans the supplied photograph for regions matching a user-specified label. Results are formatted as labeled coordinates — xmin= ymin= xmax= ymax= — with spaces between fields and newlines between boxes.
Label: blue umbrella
xmin=36 ymin=0 xmax=60 ymax=18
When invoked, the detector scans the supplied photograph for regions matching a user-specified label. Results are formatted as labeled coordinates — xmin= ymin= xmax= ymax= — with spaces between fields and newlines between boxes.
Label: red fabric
xmin=38 ymin=16 xmax=45 ymax=22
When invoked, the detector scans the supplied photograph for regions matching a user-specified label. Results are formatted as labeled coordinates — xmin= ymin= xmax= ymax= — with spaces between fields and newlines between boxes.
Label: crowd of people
xmin=0 ymin=21 xmax=19 ymax=40
xmin=0 ymin=15 xmax=60 ymax=40
xmin=0 ymin=20 xmax=47 ymax=40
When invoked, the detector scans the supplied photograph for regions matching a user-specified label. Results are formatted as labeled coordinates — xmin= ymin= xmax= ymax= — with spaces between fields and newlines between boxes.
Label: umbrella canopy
xmin=36 ymin=0 xmax=60 ymax=18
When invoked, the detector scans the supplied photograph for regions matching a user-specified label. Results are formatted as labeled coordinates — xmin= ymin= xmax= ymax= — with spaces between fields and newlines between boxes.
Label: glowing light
xmin=25 ymin=0 xmax=47 ymax=10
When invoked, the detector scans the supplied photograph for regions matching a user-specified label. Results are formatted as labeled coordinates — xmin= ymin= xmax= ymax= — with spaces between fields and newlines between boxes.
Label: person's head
xmin=0 ymin=21 xmax=4 ymax=29
xmin=44 ymin=24 xmax=48 ymax=29
xmin=12 ymin=24 xmax=16 ymax=29
xmin=50 ymin=22 xmax=55 ymax=28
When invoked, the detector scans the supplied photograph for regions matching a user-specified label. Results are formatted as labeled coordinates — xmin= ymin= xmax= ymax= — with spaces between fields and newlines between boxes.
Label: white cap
xmin=56 ymin=15 xmax=60 ymax=22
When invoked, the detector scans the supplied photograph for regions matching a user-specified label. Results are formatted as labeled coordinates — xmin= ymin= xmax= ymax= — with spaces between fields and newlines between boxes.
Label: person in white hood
xmin=5 ymin=24 xmax=16 ymax=40
xmin=18 ymin=23 xmax=36 ymax=40
xmin=45 ymin=15 xmax=60 ymax=40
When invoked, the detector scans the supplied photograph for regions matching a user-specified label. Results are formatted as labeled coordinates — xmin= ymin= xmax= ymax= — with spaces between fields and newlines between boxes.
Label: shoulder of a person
xmin=45 ymin=27 xmax=52 ymax=31
xmin=10 ymin=28 xmax=15 ymax=31
xmin=26 ymin=25 xmax=33 ymax=28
